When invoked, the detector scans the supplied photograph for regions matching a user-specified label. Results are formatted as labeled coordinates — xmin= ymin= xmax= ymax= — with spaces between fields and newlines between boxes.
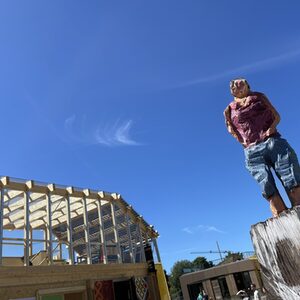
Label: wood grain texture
xmin=0 ymin=263 xmax=149 ymax=287
xmin=0 ymin=263 xmax=149 ymax=299
xmin=251 ymin=207 xmax=300 ymax=299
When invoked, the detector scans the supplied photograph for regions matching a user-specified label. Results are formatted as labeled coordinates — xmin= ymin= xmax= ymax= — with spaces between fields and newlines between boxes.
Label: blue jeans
xmin=244 ymin=136 xmax=300 ymax=199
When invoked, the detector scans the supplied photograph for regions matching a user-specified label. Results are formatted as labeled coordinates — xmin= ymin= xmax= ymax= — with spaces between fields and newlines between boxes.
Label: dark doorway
xmin=188 ymin=282 xmax=203 ymax=300
xmin=234 ymin=271 xmax=252 ymax=291
xmin=218 ymin=276 xmax=230 ymax=298
xmin=114 ymin=279 xmax=137 ymax=300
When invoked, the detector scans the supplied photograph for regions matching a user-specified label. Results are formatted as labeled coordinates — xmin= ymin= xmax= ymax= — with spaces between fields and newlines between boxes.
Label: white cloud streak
xmin=182 ymin=224 xmax=226 ymax=234
xmin=182 ymin=227 xmax=194 ymax=234
xmin=178 ymin=48 xmax=300 ymax=87
xmin=64 ymin=116 xmax=141 ymax=147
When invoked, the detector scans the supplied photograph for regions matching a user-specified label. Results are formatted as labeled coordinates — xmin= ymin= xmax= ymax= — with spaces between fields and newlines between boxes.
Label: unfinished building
xmin=0 ymin=176 xmax=165 ymax=300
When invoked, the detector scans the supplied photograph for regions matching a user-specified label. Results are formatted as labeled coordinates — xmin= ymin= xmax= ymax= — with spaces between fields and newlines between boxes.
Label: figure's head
xmin=250 ymin=284 xmax=256 ymax=290
xmin=230 ymin=78 xmax=250 ymax=98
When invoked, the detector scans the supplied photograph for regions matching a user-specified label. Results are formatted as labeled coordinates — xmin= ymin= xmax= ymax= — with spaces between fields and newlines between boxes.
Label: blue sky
xmin=1 ymin=1 xmax=300 ymax=272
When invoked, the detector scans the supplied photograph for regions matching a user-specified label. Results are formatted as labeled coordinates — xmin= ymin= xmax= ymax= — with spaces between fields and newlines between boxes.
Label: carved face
xmin=230 ymin=78 xmax=249 ymax=98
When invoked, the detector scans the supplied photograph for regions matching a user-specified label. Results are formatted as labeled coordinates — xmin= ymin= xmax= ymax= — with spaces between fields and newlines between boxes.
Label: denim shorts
xmin=244 ymin=136 xmax=300 ymax=198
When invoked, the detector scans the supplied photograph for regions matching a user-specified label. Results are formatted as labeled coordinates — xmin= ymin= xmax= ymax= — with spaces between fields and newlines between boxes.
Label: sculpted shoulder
xmin=248 ymin=91 xmax=266 ymax=100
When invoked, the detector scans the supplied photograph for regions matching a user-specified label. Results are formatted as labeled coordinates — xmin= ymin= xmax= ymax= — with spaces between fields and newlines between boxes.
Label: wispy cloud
xmin=64 ymin=115 xmax=141 ymax=147
xmin=182 ymin=227 xmax=194 ymax=234
xmin=177 ymin=48 xmax=300 ymax=88
xmin=182 ymin=224 xmax=226 ymax=234
xmin=95 ymin=120 xmax=140 ymax=146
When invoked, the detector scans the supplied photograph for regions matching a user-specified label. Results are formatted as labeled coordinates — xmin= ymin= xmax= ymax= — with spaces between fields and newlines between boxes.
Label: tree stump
xmin=250 ymin=206 xmax=300 ymax=299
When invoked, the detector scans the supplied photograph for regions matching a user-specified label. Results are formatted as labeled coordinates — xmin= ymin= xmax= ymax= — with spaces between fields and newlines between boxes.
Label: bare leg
xmin=287 ymin=186 xmax=300 ymax=207
xmin=271 ymin=137 xmax=300 ymax=209
xmin=268 ymin=193 xmax=287 ymax=217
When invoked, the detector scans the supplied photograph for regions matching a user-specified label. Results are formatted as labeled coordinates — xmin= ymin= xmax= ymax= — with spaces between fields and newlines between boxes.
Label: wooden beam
xmin=110 ymin=201 xmax=122 ymax=263
xmin=97 ymin=198 xmax=107 ymax=264
xmin=65 ymin=192 xmax=74 ymax=265
xmin=0 ymin=263 xmax=149 ymax=288
xmin=82 ymin=192 xmax=92 ymax=264
xmin=46 ymin=191 xmax=53 ymax=264
xmin=24 ymin=191 xmax=30 ymax=266
xmin=153 ymin=238 xmax=161 ymax=263
xmin=125 ymin=210 xmax=134 ymax=263
xmin=136 ymin=218 xmax=146 ymax=262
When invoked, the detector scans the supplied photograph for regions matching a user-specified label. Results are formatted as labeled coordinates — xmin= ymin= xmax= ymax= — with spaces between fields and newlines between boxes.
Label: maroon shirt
xmin=228 ymin=92 xmax=279 ymax=147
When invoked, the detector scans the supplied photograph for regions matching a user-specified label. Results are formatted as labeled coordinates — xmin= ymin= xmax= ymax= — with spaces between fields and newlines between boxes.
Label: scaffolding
xmin=0 ymin=176 xmax=160 ymax=267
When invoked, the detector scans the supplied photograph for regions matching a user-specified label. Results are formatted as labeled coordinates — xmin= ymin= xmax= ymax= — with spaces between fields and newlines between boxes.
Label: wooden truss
xmin=0 ymin=176 xmax=160 ymax=266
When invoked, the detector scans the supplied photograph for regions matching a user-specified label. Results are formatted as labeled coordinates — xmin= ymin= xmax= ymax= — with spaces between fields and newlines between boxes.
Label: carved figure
xmin=224 ymin=78 xmax=300 ymax=216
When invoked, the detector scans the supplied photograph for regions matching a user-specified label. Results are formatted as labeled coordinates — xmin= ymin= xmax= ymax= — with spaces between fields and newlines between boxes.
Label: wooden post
xmin=43 ymin=227 xmax=47 ymax=252
xmin=46 ymin=190 xmax=53 ymax=264
xmin=137 ymin=221 xmax=146 ymax=262
xmin=24 ymin=190 xmax=30 ymax=266
xmin=125 ymin=210 xmax=134 ymax=263
xmin=250 ymin=206 xmax=300 ymax=299
xmin=82 ymin=192 xmax=92 ymax=264
xmin=29 ymin=228 xmax=33 ymax=256
xmin=65 ymin=188 xmax=74 ymax=265
xmin=59 ymin=242 xmax=63 ymax=260
xmin=110 ymin=201 xmax=122 ymax=263
xmin=97 ymin=198 xmax=107 ymax=264
xmin=153 ymin=238 xmax=161 ymax=263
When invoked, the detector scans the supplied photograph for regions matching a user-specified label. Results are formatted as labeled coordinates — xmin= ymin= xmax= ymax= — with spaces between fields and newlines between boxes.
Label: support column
xmin=24 ymin=190 xmax=30 ymax=266
xmin=137 ymin=219 xmax=146 ymax=262
xmin=227 ymin=274 xmax=238 ymax=296
xmin=43 ymin=227 xmax=48 ymax=251
xmin=110 ymin=201 xmax=122 ymax=263
xmin=125 ymin=209 xmax=134 ymax=263
xmin=133 ymin=227 xmax=137 ymax=262
xmin=0 ymin=188 xmax=4 ymax=265
xmin=29 ymin=228 xmax=33 ymax=256
xmin=65 ymin=188 xmax=74 ymax=265
xmin=145 ymin=232 xmax=149 ymax=245
xmin=59 ymin=242 xmax=63 ymax=260
xmin=97 ymin=197 xmax=107 ymax=264
xmin=82 ymin=190 xmax=91 ymax=264
xmin=46 ymin=188 xmax=53 ymax=264
xmin=153 ymin=238 xmax=161 ymax=263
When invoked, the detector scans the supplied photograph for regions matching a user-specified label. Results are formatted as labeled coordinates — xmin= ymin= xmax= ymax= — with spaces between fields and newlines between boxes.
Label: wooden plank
xmin=0 ymin=280 xmax=85 ymax=300
xmin=0 ymin=263 xmax=148 ymax=287
xmin=250 ymin=206 xmax=300 ymax=299
xmin=1 ymin=175 xmax=159 ymax=261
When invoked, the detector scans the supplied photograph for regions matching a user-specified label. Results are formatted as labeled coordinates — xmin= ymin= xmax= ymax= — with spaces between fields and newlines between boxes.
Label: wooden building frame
xmin=0 ymin=176 xmax=161 ymax=267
